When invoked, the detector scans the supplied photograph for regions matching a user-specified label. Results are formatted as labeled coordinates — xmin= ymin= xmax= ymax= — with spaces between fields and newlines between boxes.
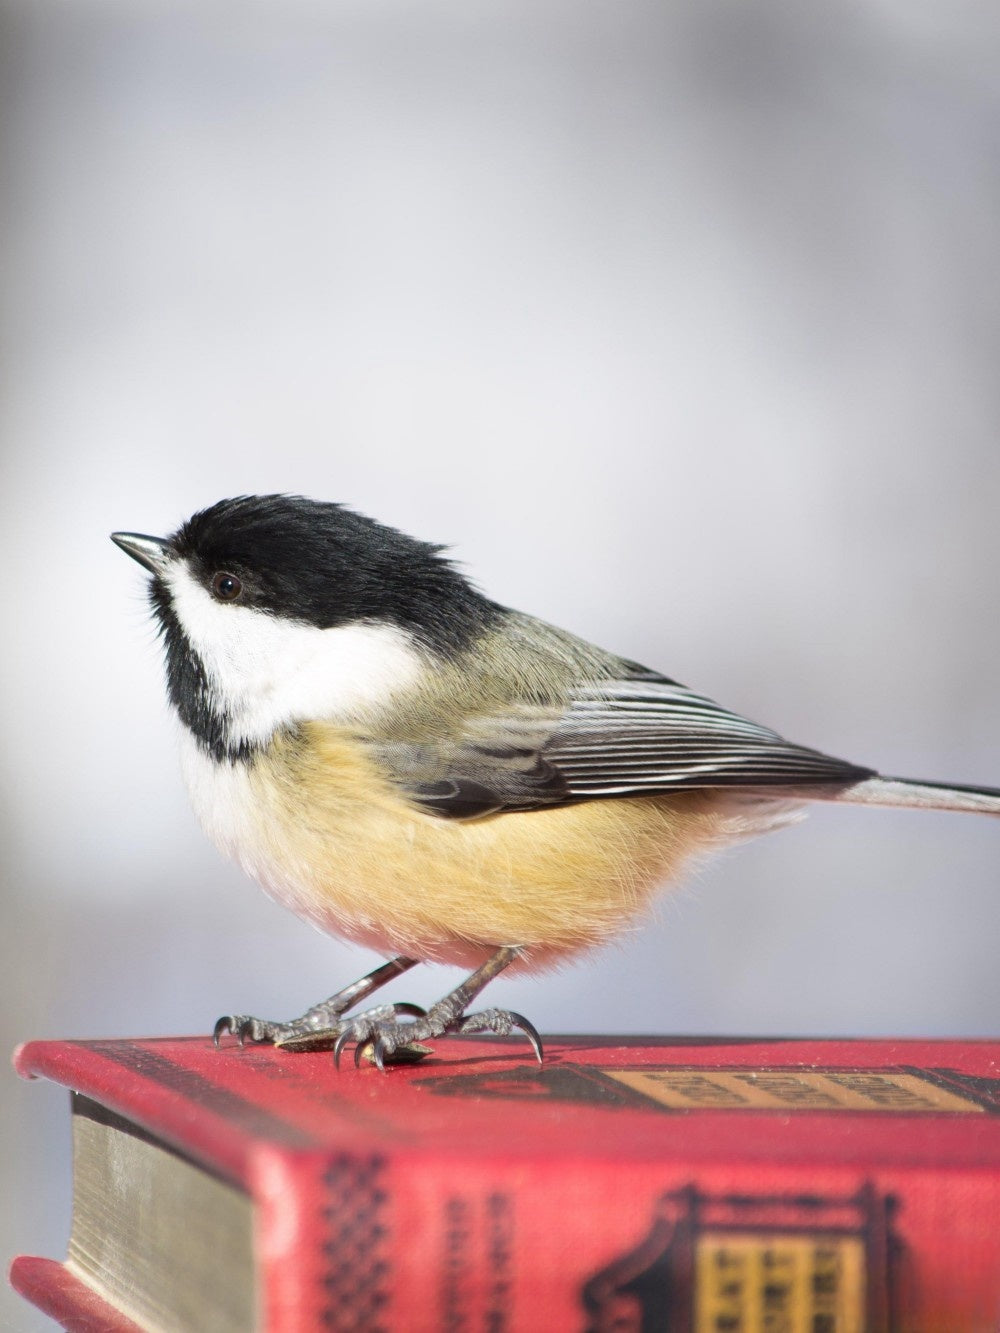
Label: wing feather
xmin=372 ymin=670 xmax=873 ymax=818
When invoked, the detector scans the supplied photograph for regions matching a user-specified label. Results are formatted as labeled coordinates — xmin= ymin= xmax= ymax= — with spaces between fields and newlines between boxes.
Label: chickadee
xmin=112 ymin=495 xmax=999 ymax=1068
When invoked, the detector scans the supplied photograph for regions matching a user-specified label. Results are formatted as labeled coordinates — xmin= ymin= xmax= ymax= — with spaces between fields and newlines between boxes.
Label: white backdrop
xmin=3 ymin=2 xmax=999 ymax=1321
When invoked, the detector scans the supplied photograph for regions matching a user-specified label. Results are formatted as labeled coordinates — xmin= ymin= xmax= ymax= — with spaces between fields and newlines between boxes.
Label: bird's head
xmin=112 ymin=494 xmax=497 ymax=760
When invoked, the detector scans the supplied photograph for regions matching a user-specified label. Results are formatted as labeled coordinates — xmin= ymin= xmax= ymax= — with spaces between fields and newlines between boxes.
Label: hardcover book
xmin=10 ymin=1034 xmax=1000 ymax=1331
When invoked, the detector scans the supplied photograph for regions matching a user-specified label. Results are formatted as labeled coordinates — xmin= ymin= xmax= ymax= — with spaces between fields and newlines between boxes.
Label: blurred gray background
xmin=3 ymin=0 xmax=999 ymax=1325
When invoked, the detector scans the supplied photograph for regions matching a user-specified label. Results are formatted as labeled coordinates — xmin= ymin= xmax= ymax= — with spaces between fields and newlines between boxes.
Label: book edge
xmin=9 ymin=1255 xmax=148 ymax=1333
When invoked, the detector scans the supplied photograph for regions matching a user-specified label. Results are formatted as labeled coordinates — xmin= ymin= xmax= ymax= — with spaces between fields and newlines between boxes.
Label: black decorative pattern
xmin=581 ymin=1182 xmax=900 ymax=1333
xmin=319 ymin=1154 xmax=391 ymax=1331
xmin=923 ymin=1066 xmax=1000 ymax=1113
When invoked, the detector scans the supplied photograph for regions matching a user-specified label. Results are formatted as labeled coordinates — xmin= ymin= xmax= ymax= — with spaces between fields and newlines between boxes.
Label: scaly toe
xmin=332 ymin=1002 xmax=428 ymax=1070
xmin=213 ymin=1015 xmax=273 ymax=1048
xmin=457 ymin=1008 xmax=544 ymax=1064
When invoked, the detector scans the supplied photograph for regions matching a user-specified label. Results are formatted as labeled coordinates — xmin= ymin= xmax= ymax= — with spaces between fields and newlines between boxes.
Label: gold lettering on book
xmin=695 ymin=1233 xmax=866 ymax=1333
xmin=603 ymin=1068 xmax=984 ymax=1113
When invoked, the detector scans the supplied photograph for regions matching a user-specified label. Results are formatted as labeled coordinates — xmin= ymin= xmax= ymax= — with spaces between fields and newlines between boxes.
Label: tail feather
xmin=809 ymin=775 xmax=1000 ymax=816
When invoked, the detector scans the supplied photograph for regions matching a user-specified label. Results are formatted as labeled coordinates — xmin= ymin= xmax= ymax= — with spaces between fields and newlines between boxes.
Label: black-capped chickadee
xmin=112 ymin=495 xmax=999 ymax=1068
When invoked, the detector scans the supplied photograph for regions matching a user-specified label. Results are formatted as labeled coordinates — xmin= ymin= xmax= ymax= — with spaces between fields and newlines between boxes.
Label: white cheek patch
xmin=166 ymin=563 xmax=424 ymax=746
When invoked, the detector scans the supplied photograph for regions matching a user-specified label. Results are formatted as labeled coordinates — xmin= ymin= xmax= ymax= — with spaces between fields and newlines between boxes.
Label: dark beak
xmin=110 ymin=532 xmax=174 ymax=576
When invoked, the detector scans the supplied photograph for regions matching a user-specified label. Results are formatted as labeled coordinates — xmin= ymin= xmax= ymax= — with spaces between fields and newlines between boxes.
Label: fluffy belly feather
xmin=180 ymin=724 xmax=759 ymax=970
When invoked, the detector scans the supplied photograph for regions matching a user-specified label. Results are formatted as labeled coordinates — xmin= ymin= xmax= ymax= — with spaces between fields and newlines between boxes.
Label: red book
xmin=11 ymin=1034 xmax=1000 ymax=1332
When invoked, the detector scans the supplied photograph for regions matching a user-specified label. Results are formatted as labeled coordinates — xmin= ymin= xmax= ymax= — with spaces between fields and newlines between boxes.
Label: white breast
xmin=177 ymin=729 xmax=409 ymax=954
xmin=179 ymin=730 xmax=267 ymax=871
xmin=178 ymin=732 xmax=330 ymax=931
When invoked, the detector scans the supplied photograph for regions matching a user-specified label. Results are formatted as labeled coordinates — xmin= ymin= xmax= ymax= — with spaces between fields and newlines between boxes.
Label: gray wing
xmin=369 ymin=670 xmax=874 ymax=819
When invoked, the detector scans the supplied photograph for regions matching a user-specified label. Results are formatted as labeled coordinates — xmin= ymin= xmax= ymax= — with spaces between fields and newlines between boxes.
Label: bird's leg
xmin=213 ymin=956 xmax=422 ymax=1050
xmin=333 ymin=945 xmax=543 ymax=1070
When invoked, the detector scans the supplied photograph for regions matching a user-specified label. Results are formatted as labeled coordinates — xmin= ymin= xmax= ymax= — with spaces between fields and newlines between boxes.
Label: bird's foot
xmin=214 ymin=1001 xmax=427 ymax=1052
xmin=334 ymin=1002 xmax=543 ymax=1071
xmin=213 ymin=956 xmax=421 ymax=1051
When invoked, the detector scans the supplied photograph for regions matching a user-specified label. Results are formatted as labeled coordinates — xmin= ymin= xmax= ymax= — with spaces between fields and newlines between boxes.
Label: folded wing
xmin=371 ymin=670 xmax=874 ymax=819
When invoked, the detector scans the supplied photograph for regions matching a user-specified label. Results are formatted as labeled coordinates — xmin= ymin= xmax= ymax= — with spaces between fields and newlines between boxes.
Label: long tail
xmin=806 ymin=775 xmax=1000 ymax=816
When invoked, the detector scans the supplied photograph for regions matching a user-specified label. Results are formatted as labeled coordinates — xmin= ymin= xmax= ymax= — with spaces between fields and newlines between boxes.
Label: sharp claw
xmin=391 ymin=1002 xmax=427 ymax=1020
xmin=333 ymin=1028 xmax=352 ymax=1071
xmin=213 ymin=1017 xmax=232 ymax=1049
xmin=353 ymin=1040 xmax=367 ymax=1070
xmin=508 ymin=1011 xmax=544 ymax=1065
xmin=373 ymin=1038 xmax=387 ymax=1073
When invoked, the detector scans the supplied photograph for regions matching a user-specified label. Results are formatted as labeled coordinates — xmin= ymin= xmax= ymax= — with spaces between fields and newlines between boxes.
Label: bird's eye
xmin=211 ymin=572 xmax=243 ymax=602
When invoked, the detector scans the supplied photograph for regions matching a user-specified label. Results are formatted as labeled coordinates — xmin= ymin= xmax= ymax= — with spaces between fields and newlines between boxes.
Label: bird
xmin=112 ymin=494 xmax=1000 ymax=1069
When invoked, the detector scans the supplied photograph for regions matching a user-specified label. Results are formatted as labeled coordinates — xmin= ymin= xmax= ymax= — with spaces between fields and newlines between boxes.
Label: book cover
xmin=11 ymin=1034 xmax=1000 ymax=1331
